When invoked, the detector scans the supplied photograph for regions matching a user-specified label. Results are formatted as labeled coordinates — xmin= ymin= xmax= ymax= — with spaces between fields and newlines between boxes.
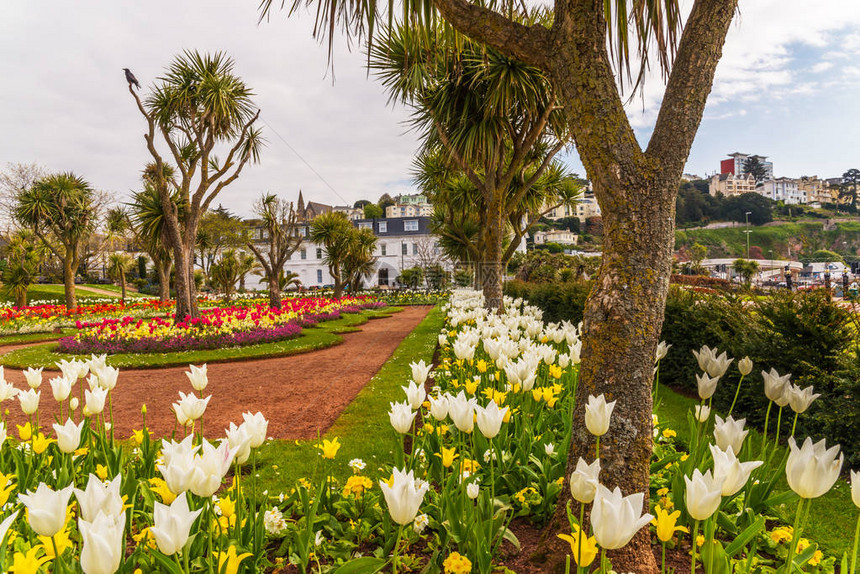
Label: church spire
xmin=296 ymin=189 xmax=305 ymax=221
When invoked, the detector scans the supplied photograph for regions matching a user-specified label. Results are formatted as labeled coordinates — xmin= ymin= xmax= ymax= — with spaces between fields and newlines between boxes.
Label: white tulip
xmin=75 ymin=474 xmax=124 ymax=522
xmin=684 ymin=469 xmax=725 ymax=520
xmin=452 ymin=339 xmax=476 ymax=361
xmin=79 ymin=510 xmax=126 ymax=574
xmin=150 ymin=494 xmax=202 ymax=555
xmin=851 ymin=470 xmax=860 ymax=508
xmin=569 ymin=457 xmax=601 ymax=504
xmin=738 ymin=356 xmax=753 ymax=376
xmin=448 ymin=391 xmax=477 ymax=434
xmin=241 ymin=411 xmax=268 ymax=448
xmin=694 ymin=405 xmax=711 ymax=423
xmin=466 ymin=481 xmax=480 ymax=500
xmin=53 ymin=418 xmax=84 ymax=454
xmin=49 ymin=376 xmax=73 ymax=402
xmin=85 ymin=386 xmax=108 ymax=415
xmin=23 ymin=367 xmax=43 ymax=389
xmin=544 ymin=443 xmax=556 ymax=456
xmin=785 ymin=437 xmax=843 ymax=499
xmin=762 ymin=368 xmax=791 ymax=402
xmin=158 ymin=436 xmax=198 ymax=495
xmin=696 ymin=373 xmax=720 ymax=400
xmin=401 ymin=380 xmax=426 ymax=411
xmin=0 ymin=422 xmax=6 ymax=445
xmin=428 ymin=394 xmax=449 ymax=421
xmin=0 ymin=510 xmax=20 ymax=547
xmin=70 ymin=397 xmax=80 ymax=412
xmin=388 ymin=401 xmax=416 ymax=434
xmin=585 ymin=394 xmax=615 ymax=437
xmin=185 ymin=364 xmax=208 ymax=392
xmin=18 ymin=388 xmax=40 ymax=415
xmin=692 ymin=345 xmax=715 ymax=372
xmin=709 ymin=444 xmax=763 ymax=496
xmin=189 ymin=439 xmax=234 ymax=497
xmin=172 ymin=391 xmax=210 ymax=424
xmin=713 ymin=415 xmax=749 ymax=453
xmin=379 ymin=467 xmax=429 ymax=525
xmin=706 ymin=351 xmax=734 ymax=378
xmin=98 ymin=366 xmax=119 ymax=391
xmin=0 ymin=380 xmax=18 ymax=402
xmin=225 ymin=422 xmax=253 ymax=465
xmin=18 ymin=482 xmax=75 ymax=537
xmin=409 ymin=360 xmax=432 ymax=385
xmin=590 ymin=484 xmax=653 ymax=549
xmin=475 ymin=400 xmax=508 ymax=439
xmin=655 ymin=341 xmax=671 ymax=362
xmin=786 ymin=384 xmax=821 ymax=414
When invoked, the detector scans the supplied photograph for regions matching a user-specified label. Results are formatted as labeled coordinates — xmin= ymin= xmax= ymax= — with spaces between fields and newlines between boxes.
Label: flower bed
xmin=0 ymin=299 xmax=173 ymax=336
xmin=56 ymin=296 xmax=381 ymax=354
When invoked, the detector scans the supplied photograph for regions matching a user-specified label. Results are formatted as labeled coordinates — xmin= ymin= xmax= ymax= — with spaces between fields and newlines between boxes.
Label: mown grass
xmin=252 ymin=304 xmax=443 ymax=494
xmin=81 ymin=283 xmax=149 ymax=298
xmin=655 ymin=385 xmax=855 ymax=556
xmin=0 ymin=307 xmax=402 ymax=370
xmin=3 ymin=284 xmax=123 ymax=305
xmin=0 ymin=330 xmax=75 ymax=346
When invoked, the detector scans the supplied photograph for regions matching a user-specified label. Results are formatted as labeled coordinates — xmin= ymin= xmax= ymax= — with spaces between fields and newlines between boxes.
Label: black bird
xmin=123 ymin=68 xmax=140 ymax=90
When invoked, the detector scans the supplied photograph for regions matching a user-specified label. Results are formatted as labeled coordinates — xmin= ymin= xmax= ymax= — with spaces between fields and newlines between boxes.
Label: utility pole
xmin=744 ymin=211 xmax=752 ymax=260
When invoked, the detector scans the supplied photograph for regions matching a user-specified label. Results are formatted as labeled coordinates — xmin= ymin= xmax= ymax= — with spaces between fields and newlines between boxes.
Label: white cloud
xmin=811 ymin=62 xmax=834 ymax=73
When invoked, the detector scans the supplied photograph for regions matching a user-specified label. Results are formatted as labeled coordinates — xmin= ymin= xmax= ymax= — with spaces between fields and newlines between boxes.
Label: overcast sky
xmin=1 ymin=0 xmax=859 ymax=218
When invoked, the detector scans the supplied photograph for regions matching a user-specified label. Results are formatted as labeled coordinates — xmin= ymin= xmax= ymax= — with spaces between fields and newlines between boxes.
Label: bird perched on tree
xmin=123 ymin=68 xmax=140 ymax=90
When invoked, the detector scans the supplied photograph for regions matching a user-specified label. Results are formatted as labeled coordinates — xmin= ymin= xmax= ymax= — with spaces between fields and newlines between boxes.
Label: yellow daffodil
xmin=651 ymin=505 xmax=688 ymax=543
xmin=557 ymin=528 xmax=598 ymax=567
xmin=17 ymin=422 xmax=32 ymax=441
xmin=435 ymin=447 xmax=458 ymax=468
xmin=443 ymin=551 xmax=473 ymax=574
xmin=213 ymin=546 xmax=253 ymax=574
xmin=318 ymin=437 xmax=341 ymax=459
xmin=9 ymin=546 xmax=51 ymax=574
xmin=461 ymin=458 xmax=480 ymax=474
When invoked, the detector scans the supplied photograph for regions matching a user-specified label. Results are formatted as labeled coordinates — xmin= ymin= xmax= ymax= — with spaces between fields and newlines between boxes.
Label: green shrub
xmin=504 ymin=279 xmax=591 ymax=324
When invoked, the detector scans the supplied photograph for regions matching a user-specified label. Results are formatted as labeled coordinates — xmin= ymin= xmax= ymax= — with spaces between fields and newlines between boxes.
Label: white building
xmin=543 ymin=195 xmax=600 ymax=222
xmin=533 ymin=229 xmax=578 ymax=246
xmin=709 ymin=173 xmax=757 ymax=197
xmin=759 ymin=178 xmax=806 ymax=204
xmin=385 ymin=203 xmax=433 ymax=218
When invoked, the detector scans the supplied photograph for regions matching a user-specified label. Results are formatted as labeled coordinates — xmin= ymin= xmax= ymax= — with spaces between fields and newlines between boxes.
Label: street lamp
xmin=744 ymin=211 xmax=752 ymax=259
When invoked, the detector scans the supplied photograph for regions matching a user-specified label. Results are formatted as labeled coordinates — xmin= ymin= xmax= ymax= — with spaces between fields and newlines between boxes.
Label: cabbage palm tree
xmin=309 ymin=212 xmax=354 ymax=297
xmin=237 ymin=252 xmax=262 ymax=292
xmin=15 ymin=172 xmax=96 ymax=309
xmin=209 ymin=249 xmax=242 ymax=302
xmin=262 ymin=0 xmax=740 ymax=567
xmin=106 ymin=252 xmax=135 ymax=303
xmin=1 ymin=230 xmax=46 ymax=308
xmin=127 ymin=51 xmax=264 ymax=321
xmin=343 ymin=228 xmax=378 ymax=292
xmin=246 ymin=193 xmax=304 ymax=307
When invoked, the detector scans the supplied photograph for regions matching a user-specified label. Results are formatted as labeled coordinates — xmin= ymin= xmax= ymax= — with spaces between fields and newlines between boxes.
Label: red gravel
xmin=2 ymin=307 xmax=432 ymax=440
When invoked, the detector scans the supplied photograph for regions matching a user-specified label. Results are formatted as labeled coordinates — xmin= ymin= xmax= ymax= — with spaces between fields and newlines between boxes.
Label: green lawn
xmin=0 ymin=330 xmax=75 ymax=346
xmin=655 ymin=385 xmax=855 ymax=556
xmin=81 ymin=283 xmax=149 ymax=298
xmin=252 ymin=304 xmax=443 ymax=493
xmin=0 ymin=307 xmax=402 ymax=369
xmin=6 ymin=284 xmax=123 ymax=305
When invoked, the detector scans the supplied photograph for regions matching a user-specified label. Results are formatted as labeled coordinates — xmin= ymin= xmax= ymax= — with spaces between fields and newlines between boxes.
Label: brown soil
xmin=3 ymin=306 xmax=431 ymax=440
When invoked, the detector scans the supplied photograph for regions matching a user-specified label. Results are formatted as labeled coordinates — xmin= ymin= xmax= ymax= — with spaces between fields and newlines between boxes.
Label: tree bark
xmin=268 ymin=275 xmax=282 ymax=308
xmin=120 ymin=274 xmax=127 ymax=303
xmin=173 ymin=243 xmax=194 ymax=320
xmin=157 ymin=260 xmax=171 ymax=302
xmin=481 ymin=192 xmax=505 ymax=312
xmin=62 ymin=253 xmax=77 ymax=310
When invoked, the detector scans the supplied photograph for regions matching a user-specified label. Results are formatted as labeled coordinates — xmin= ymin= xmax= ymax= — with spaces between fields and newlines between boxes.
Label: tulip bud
xmin=684 ymin=469 xmax=724 ymax=520
xmin=584 ymin=394 xmax=615 ymax=437
xmin=851 ymin=470 xmax=860 ymax=508
xmin=738 ymin=356 xmax=753 ymax=376
xmin=694 ymin=405 xmax=711 ymax=423
xmin=569 ymin=457 xmax=600 ymax=504
xmin=466 ymin=482 xmax=480 ymax=499
xmin=70 ymin=397 xmax=80 ymax=411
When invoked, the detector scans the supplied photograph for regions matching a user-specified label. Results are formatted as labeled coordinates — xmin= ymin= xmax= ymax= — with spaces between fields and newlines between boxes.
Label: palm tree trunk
xmin=120 ymin=274 xmax=127 ymax=304
xmin=268 ymin=275 xmax=282 ymax=308
xmin=481 ymin=191 xmax=505 ymax=312
xmin=62 ymin=255 xmax=77 ymax=310
xmin=173 ymin=243 xmax=194 ymax=321
xmin=15 ymin=290 xmax=27 ymax=309
xmin=157 ymin=261 xmax=171 ymax=302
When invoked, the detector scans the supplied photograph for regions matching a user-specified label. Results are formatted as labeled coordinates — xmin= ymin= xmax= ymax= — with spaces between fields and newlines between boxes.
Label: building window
xmin=412 ymin=243 xmax=418 ymax=255
xmin=316 ymin=248 xmax=322 ymax=259
xmin=317 ymin=270 xmax=323 ymax=284
xmin=404 ymin=219 xmax=419 ymax=231
xmin=381 ymin=244 xmax=387 ymax=256
xmin=378 ymin=221 xmax=387 ymax=233
xmin=359 ymin=222 xmax=372 ymax=230
xmin=402 ymin=242 xmax=408 ymax=255
xmin=300 ymin=249 xmax=307 ymax=260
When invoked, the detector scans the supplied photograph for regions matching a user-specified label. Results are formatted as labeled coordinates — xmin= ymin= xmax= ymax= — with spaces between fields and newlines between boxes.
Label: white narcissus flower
xmin=786 ymin=384 xmax=821 ymax=414
xmin=98 ymin=366 xmax=119 ymax=391
xmin=53 ymin=418 xmax=85 ymax=454
xmin=785 ymin=437 xmax=843 ymax=499
xmin=23 ymin=367 xmax=43 ymax=389
xmin=402 ymin=380 xmax=426 ymax=411
xmin=590 ymin=484 xmax=653 ymax=550
xmin=149 ymin=494 xmax=203 ymax=555
xmin=379 ymin=467 xmax=430 ymax=526
xmin=263 ymin=507 xmax=287 ymax=534
xmin=18 ymin=482 xmax=75 ymax=537
xmin=389 ymin=401 xmax=416 ymax=434
xmin=851 ymin=470 xmax=860 ymax=508
xmin=655 ymin=341 xmax=671 ymax=362
xmin=762 ymin=368 xmax=792 ymax=402
xmin=448 ymin=391 xmax=477 ymax=434
xmin=709 ymin=444 xmax=763 ymax=496
xmin=738 ymin=356 xmax=753 ymax=376
xmin=475 ymin=400 xmax=508 ymax=439
xmin=49 ymin=376 xmax=73 ymax=402
xmin=684 ymin=469 xmax=725 ymax=521
xmin=241 ymin=411 xmax=268 ymax=448
xmin=85 ymin=386 xmax=108 ymax=416
xmin=410 ymin=360 xmax=432 ymax=385
xmin=694 ymin=405 xmax=711 ymax=423
xmin=189 ymin=439 xmax=234 ymax=497
xmin=75 ymin=474 xmax=124 ymax=522
xmin=569 ymin=457 xmax=601 ymax=504
xmin=696 ymin=373 xmax=720 ymax=400
xmin=78 ymin=510 xmax=126 ymax=574
xmin=18 ymin=388 xmax=40 ymax=415
xmin=0 ymin=379 xmax=18 ymax=402
xmin=185 ymin=364 xmax=208 ymax=392
xmin=428 ymin=394 xmax=450 ymax=421
xmin=585 ymin=394 xmax=616 ymax=437
xmin=225 ymin=422 xmax=253 ymax=465
xmin=713 ymin=415 xmax=749 ymax=454
xmin=706 ymin=351 xmax=734 ymax=378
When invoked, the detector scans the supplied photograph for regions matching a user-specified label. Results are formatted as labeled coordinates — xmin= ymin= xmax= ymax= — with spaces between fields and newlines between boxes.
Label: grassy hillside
xmin=675 ymin=220 xmax=860 ymax=259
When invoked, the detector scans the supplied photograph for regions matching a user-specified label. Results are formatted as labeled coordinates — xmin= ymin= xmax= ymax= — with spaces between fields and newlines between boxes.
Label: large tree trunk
xmin=268 ymin=275 xmax=282 ymax=308
xmin=120 ymin=274 xmax=127 ymax=304
xmin=481 ymin=192 xmax=505 ymax=311
xmin=173 ymin=242 xmax=195 ymax=321
xmin=15 ymin=290 xmax=27 ymax=309
xmin=63 ymin=255 xmax=77 ymax=310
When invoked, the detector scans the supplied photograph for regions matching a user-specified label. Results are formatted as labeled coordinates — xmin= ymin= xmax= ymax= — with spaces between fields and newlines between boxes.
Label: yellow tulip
xmin=148 ymin=477 xmax=176 ymax=504
xmin=0 ymin=473 xmax=16 ymax=506
xmin=218 ymin=496 xmax=236 ymax=520
xmin=95 ymin=464 xmax=109 ymax=481
xmin=557 ymin=528 xmax=598 ymax=567
xmin=38 ymin=528 xmax=73 ymax=558
xmin=214 ymin=545 xmax=253 ymax=574
xmin=132 ymin=429 xmax=147 ymax=445
xmin=32 ymin=433 xmax=54 ymax=455
xmin=435 ymin=447 xmax=458 ymax=468
xmin=531 ymin=389 xmax=543 ymax=402
xmin=464 ymin=380 xmax=479 ymax=395
xmin=9 ymin=546 xmax=51 ymax=574
xmin=476 ymin=360 xmax=488 ymax=373
xmin=651 ymin=505 xmax=688 ymax=543
xmin=17 ymin=422 xmax=32 ymax=441
xmin=318 ymin=437 xmax=341 ymax=459
xmin=549 ymin=364 xmax=563 ymax=379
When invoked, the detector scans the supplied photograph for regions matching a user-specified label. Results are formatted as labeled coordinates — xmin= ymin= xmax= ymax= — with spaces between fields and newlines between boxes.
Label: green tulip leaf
xmin=724 ymin=516 xmax=765 ymax=557
xmin=331 ymin=557 xmax=387 ymax=574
